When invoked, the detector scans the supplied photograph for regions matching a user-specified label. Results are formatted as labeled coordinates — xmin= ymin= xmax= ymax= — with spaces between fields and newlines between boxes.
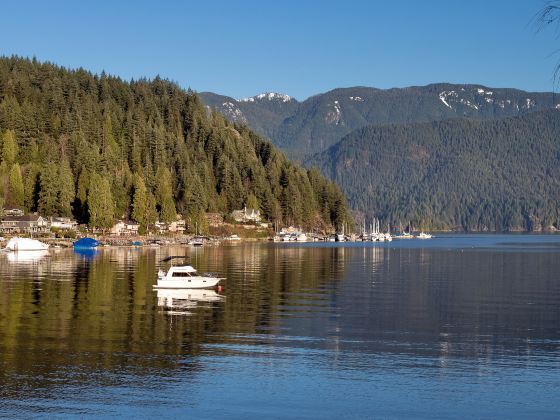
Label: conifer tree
xmin=38 ymin=162 xmax=59 ymax=216
xmin=8 ymin=163 xmax=24 ymax=207
xmin=88 ymin=173 xmax=114 ymax=229
xmin=75 ymin=166 xmax=90 ymax=223
xmin=132 ymin=173 xmax=147 ymax=227
xmin=58 ymin=159 xmax=75 ymax=217
xmin=246 ymin=193 xmax=259 ymax=211
xmin=2 ymin=129 xmax=18 ymax=165
xmin=156 ymin=167 xmax=176 ymax=223
xmin=145 ymin=191 xmax=158 ymax=228
xmin=23 ymin=163 xmax=40 ymax=212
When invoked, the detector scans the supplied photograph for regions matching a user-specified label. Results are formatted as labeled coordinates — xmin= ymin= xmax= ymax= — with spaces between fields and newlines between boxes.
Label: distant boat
xmin=335 ymin=233 xmax=345 ymax=242
xmin=227 ymin=234 xmax=241 ymax=241
xmin=5 ymin=237 xmax=49 ymax=252
xmin=73 ymin=237 xmax=99 ymax=249
xmin=296 ymin=233 xmax=308 ymax=242
xmin=417 ymin=232 xmax=433 ymax=239
xmin=189 ymin=237 xmax=204 ymax=246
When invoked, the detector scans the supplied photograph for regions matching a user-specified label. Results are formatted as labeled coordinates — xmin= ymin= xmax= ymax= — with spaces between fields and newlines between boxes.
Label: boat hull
xmin=154 ymin=276 xmax=223 ymax=289
xmin=5 ymin=237 xmax=49 ymax=252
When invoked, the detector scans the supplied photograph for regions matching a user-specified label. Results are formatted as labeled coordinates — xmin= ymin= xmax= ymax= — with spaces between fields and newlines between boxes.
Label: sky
xmin=1 ymin=0 xmax=559 ymax=100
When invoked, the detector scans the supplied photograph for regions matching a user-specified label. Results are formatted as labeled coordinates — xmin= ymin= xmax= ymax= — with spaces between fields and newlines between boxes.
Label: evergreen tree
xmin=58 ymin=159 xmax=75 ymax=217
xmin=246 ymin=193 xmax=260 ymax=211
xmin=8 ymin=163 xmax=24 ymax=207
xmin=23 ymin=163 xmax=40 ymax=212
xmin=88 ymin=173 xmax=114 ymax=229
xmin=131 ymin=173 xmax=148 ymax=227
xmin=156 ymin=166 xmax=176 ymax=223
xmin=75 ymin=166 xmax=90 ymax=223
xmin=38 ymin=162 xmax=59 ymax=216
xmin=145 ymin=191 xmax=158 ymax=228
xmin=2 ymin=129 xmax=18 ymax=165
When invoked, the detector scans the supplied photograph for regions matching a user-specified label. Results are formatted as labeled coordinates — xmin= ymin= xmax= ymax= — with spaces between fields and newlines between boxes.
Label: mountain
xmin=0 ymin=56 xmax=350 ymax=232
xmin=306 ymin=110 xmax=560 ymax=232
xmin=200 ymin=85 xmax=558 ymax=159
xmin=199 ymin=91 xmax=298 ymax=143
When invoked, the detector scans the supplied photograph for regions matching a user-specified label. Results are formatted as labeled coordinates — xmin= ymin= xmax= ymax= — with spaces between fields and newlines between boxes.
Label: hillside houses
xmin=0 ymin=214 xmax=49 ymax=235
xmin=231 ymin=207 xmax=261 ymax=223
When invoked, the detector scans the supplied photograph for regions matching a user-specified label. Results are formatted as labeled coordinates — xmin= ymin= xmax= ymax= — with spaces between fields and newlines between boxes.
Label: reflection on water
xmin=6 ymin=250 xmax=49 ymax=264
xmin=157 ymin=288 xmax=224 ymax=315
xmin=0 ymin=235 xmax=559 ymax=418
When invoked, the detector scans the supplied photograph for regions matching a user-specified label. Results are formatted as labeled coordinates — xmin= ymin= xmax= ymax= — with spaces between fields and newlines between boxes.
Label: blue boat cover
xmin=73 ymin=237 xmax=99 ymax=249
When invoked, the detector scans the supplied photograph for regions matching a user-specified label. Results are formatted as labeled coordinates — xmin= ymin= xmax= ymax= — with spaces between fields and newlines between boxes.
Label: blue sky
xmin=1 ymin=0 xmax=558 ymax=99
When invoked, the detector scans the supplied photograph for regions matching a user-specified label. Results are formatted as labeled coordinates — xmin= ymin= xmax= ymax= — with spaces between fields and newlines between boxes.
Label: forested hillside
xmin=201 ymin=85 xmax=557 ymax=159
xmin=307 ymin=110 xmax=560 ymax=231
xmin=0 ymin=56 xmax=350 ymax=232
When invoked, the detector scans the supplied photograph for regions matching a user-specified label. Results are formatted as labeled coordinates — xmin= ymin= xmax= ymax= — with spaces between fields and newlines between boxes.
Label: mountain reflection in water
xmin=0 ymin=235 xmax=559 ymax=418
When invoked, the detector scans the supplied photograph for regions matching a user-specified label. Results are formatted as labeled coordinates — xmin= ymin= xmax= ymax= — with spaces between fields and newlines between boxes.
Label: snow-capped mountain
xmin=200 ymin=84 xmax=558 ymax=159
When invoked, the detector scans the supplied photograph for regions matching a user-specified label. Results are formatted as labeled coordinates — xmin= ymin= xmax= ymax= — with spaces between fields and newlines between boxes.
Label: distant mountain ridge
xmin=200 ymin=84 xmax=558 ymax=158
xmin=306 ymin=109 xmax=560 ymax=232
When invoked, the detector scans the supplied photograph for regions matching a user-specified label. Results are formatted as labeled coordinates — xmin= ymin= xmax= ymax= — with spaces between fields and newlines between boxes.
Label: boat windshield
xmin=171 ymin=272 xmax=193 ymax=277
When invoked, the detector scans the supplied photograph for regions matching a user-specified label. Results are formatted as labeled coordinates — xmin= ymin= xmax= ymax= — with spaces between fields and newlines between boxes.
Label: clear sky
xmin=1 ymin=0 xmax=558 ymax=99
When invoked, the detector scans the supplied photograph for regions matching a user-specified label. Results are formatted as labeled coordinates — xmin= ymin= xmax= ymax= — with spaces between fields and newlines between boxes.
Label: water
xmin=0 ymin=234 xmax=559 ymax=418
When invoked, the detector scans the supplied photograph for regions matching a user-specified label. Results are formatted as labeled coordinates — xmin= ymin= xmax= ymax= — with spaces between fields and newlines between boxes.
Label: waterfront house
xmin=231 ymin=207 xmax=261 ymax=223
xmin=0 ymin=214 xmax=49 ymax=234
xmin=110 ymin=220 xmax=140 ymax=235
xmin=48 ymin=216 xmax=78 ymax=230
xmin=168 ymin=219 xmax=186 ymax=233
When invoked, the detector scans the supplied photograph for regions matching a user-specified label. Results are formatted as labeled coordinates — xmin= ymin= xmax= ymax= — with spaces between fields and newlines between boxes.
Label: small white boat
xmin=188 ymin=237 xmax=204 ymax=246
xmin=296 ymin=233 xmax=308 ymax=242
xmin=335 ymin=234 xmax=345 ymax=242
xmin=227 ymin=234 xmax=241 ymax=241
xmin=155 ymin=256 xmax=224 ymax=289
xmin=417 ymin=232 xmax=433 ymax=239
xmin=5 ymin=237 xmax=49 ymax=252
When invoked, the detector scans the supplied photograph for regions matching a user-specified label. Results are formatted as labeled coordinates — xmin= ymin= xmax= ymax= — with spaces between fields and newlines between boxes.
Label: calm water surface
xmin=0 ymin=234 xmax=559 ymax=418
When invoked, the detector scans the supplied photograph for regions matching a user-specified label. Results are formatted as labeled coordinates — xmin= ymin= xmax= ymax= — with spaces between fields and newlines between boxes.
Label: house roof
xmin=2 ymin=214 xmax=42 ymax=222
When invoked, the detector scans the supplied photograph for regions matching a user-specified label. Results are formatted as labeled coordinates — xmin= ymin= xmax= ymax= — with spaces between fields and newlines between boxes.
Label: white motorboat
xmin=155 ymin=256 xmax=224 ymax=289
xmin=296 ymin=233 xmax=308 ymax=242
xmin=188 ymin=237 xmax=204 ymax=246
xmin=227 ymin=234 xmax=241 ymax=241
xmin=417 ymin=232 xmax=433 ymax=239
xmin=335 ymin=233 xmax=345 ymax=242
xmin=5 ymin=237 xmax=49 ymax=252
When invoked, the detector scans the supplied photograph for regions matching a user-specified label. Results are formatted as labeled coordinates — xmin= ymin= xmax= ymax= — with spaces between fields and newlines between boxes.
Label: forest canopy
xmin=0 ymin=56 xmax=350 ymax=232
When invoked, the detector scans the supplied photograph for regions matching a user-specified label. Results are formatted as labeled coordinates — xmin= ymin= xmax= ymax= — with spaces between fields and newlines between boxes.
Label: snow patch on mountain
xmin=240 ymin=92 xmax=292 ymax=103
xmin=439 ymin=91 xmax=457 ymax=109
xmin=326 ymin=101 xmax=342 ymax=125
xmin=222 ymin=102 xmax=247 ymax=123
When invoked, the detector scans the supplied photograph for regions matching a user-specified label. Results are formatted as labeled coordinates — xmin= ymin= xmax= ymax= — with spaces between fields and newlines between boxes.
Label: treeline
xmin=307 ymin=110 xmax=560 ymax=231
xmin=0 ymin=56 xmax=350 ymax=233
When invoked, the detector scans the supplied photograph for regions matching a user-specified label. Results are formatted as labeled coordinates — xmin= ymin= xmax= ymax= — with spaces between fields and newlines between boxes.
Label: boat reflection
xmin=156 ymin=288 xmax=224 ymax=314
xmin=73 ymin=247 xmax=99 ymax=260
xmin=6 ymin=250 xmax=49 ymax=264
